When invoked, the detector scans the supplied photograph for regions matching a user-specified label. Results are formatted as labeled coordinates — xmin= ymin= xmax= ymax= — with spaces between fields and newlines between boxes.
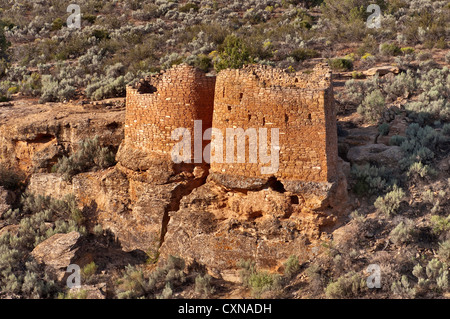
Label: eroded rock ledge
xmin=27 ymin=154 xmax=349 ymax=279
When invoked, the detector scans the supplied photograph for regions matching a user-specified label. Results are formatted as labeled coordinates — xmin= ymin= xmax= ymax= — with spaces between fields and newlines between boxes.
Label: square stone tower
xmin=209 ymin=63 xmax=338 ymax=194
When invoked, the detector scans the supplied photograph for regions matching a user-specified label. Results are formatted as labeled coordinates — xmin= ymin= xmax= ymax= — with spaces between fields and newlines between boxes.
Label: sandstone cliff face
xmin=0 ymin=100 xmax=124 ymax=174
xmin=27 ymin=160 xmax=349 ymax=279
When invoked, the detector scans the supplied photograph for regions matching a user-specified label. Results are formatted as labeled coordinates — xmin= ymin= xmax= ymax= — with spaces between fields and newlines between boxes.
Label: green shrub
xmin=0 ymin=26 xmax=10 ymax=59
xmin=238 ymin=259 xmax=282 ymax=298
xmin=328 ymin=58 xmax=353 ymax=71
xmin=351 ymin=71 xmax=364 ymax=79
xmin=421 ymin=259 xmax=449 ymax=291
xmin=39 ymin=75 xmax=76 ymax=103
xmin=248 ymin=271 xmax=282 ymax=298
xmin=442 ymin=124 xmax=450 ymax=136
xmin=51 ymin=18 xmax=64 ymax=31
xmin=7 ymin=86 xmax=18 ymax=95
xmin=0 ymin=193 xmax=85 ymax=298
xmin=91 ymin=29 xmax=110 ymax=41
xmin=290 ymin=48 xmax=319 ymax=62
xmin=379 ymin=43 xmax=401 ymax=56
xmin=320 ymin=0 xmax=374 ymax=41
xmin=378 ymin=123 xmax=390 ymax=136
xmin=115 ymin=265 xmax=148 ymax=299
xmin=57 ymin=289 xmax=88 ymax=299
xmin=341 ymin=76 xmax=380 ymax=106
xmin=438 ymin=240 xmax=450 ymax=263
xmin=52 ymin=136 xmax=115 ymax=181
xmin=389 ymin=219 xmax=416 ymax=245
xmin=374 ymin=185 xmax=405 ymax=217
xmin=407 ymin=162 xmax=436 ymax=181
xmin=86 ymin=75 xmax=126 ymax=101
xmin=283 ymin=255 xmax=301 ymax=279
xmin=195 ymin=274 xmax=215 ymax=297
xmin=383 ymin=70 xmax=416 ymax=101
xmin=325 ymin=272 xmax=366 ymax=299
xmin=400 ymin=47 xmax=415 ymax=55
xmin=82 ymin=262 xmax=98 ymax=282
xmin=189 ymin=54 xmax=212 ymax=72
xmin=357 ymin=89 xmax=385 ymax=123
xmin=430 ymin=215 xmax=450 ymax=236
xmin=82 ymin=14 xmax=97 ymax=24
xmin=351 ymin=164 xmax=394 ymax=195
xmin=116 ymin=255 xmax=186 ymax=299
xmin=399 ymin=124 xmax=443 ymax=170
xmin=389 ymin=135 xmax=407 ymax=146
xmin=391 ymin=275 xmax=416 ymax=298
xmin=213 ymin=35 xmax=254 ymax=72
xmin=179 ymin=3 xmax=200 ymax=13
xmin=93 ymin=224 xmax=103 ymax=236
xmin=157 ymin=283 xmax=173 ymax=299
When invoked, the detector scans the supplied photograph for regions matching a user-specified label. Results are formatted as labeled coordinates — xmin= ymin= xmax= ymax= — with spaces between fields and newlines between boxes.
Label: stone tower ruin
xmin=124 ymin=64 xmax=216 ymax=165
xmin=209 ymin=63 xmax=338 ymax=193
xmin=121 ymin=63 xmax=340 ymax=203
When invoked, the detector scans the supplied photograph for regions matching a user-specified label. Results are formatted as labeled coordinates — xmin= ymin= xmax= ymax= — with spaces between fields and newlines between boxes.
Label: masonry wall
xmin=124 ymin=64 xmax=216 ymax=161
xmin=123 ymin=63 xmax=338 ymax=186
xmin=209 ymin=63 xmax=338 ymax=183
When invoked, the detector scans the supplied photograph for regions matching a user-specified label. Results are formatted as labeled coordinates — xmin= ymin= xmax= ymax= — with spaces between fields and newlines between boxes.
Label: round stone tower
xmin=123 ymin=64 xmax=216 ymax=163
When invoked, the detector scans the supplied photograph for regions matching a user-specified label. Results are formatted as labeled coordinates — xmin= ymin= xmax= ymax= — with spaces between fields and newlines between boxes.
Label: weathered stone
xmin=159 ymin=205 xmax=312 ymax=279
xmin=31 ymin=231 xmax=83 ymax=281
xmin=347 ymin=144 xmax=403 ymax=167
xmin=437 ymin=156 xmax=450 ymax=172
xmin=363 ymin=66 xmax=400 ymax=77
xmin=0 ymin=101 xmax=124 ymax=174
xmin=342 ymin=127 xmax=378 ymax=148
xmin=378 ymin=115 xmax=409 ymax=146
xmin=27 ymin=173 xmax=72 ymax=198
xmin=0 ymin=224 xmax=19 ymax=237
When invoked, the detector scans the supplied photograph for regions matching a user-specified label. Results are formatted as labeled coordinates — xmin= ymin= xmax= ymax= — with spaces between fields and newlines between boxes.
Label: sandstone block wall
xmin=123 ymin=63 xmax=338 ymax=188
xmin=124 ymin=64 xmax=216 ymax=162
xmin=210 ymin=63 xmax=338 ymax=184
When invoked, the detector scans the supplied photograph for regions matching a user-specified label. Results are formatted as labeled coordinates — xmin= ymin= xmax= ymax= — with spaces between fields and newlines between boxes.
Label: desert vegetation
xmin=0 ymin=0 xmax=449 ymax=300
xmin=0 ymin=0 xmax=448 ymax=102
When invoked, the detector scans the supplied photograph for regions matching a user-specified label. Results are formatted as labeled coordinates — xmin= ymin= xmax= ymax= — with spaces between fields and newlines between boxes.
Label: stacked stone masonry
xmin=125 ymin=64 xmax=216 ymax=162
xmin=124 ymin=63 xmax=338 ymax=187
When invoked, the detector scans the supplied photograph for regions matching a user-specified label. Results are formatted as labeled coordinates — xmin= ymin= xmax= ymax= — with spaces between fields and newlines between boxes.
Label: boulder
xmin=437 ymin=156 xmax=450 ymax=172
xmin=363 ymin=66 xmax=400 ymax=77
xmin=347 ymin=144 xmax=403 ymax=167
xmin=342 ymin=127 xmax=378 ymax=148
xmin=31 ymin=231 xmax=83 ymax=281
xmin=0 ymin=224 xmax=19 ymax=237
xmin=378 ymin=115 xmax=409 ymax=146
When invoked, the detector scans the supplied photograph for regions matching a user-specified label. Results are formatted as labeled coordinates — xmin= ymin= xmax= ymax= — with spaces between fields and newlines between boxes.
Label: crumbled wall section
xmin=124 ymin=64 xmax=216 ymax=161
xmin=210 ymin=63 xmax=337 ymax=183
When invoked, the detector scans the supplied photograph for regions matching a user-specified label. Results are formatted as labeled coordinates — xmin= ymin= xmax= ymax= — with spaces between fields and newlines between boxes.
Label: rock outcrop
xmin=347 ymin=143 xmax=403 ymax=167
xmin=31 ymin=231 xmax=83 ymax=281
xmin=0 ymin=100 xmax=124 ymax=174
